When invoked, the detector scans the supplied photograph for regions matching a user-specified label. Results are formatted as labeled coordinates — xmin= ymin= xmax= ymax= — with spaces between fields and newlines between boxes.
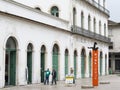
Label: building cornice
xmin=82 ymin=0 xmax=110 ymax=17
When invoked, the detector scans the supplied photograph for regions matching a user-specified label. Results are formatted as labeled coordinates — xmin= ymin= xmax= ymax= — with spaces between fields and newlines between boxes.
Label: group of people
xmin=44 ymin=67 xmax=75 ymax=85
xmin=44 ymin=68 xmax=57 ymax=85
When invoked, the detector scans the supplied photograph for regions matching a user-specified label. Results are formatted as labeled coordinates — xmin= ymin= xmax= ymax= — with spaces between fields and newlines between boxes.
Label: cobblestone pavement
xmin=1 ymin=75 xmax=120 ymax=90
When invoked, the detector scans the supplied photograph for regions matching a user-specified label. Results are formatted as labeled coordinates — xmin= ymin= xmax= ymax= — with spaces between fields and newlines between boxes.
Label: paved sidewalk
xmin=1 ymin=75 xmax=120 ymax=90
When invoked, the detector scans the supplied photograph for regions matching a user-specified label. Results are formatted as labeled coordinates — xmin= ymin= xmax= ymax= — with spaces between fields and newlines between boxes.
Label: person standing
xmin=51 ymin=69 xmax=57 ymax=85
xmin=44 ymin=68 xmax=50 ymax=85
xmin=70 ymin=67 xmax=74 ymax=75
xmin=70 ymin=67 xmax=75 ymax=84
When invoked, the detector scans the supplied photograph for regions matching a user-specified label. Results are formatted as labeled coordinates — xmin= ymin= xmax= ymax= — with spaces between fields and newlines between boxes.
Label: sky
xmin=107 ymin=0 xmax=120 ymax=22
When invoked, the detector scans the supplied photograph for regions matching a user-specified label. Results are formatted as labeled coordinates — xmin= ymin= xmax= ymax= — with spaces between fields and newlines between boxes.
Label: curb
xmin=81 ymin=85 xmax=94 ymax=89
xmin=99 ymin=82 xmax=110 ymax=84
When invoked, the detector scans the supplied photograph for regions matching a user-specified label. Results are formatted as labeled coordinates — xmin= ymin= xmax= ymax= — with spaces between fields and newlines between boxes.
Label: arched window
xmin=81 ymin=11 xmax=84 ymax=29
xmin=27 ymin=43 xmax=33 ymax=52
xmin=41 ymin=45 xmax=46 ymax=53
xmin=99 ymin=21 xmax=101 ymax=34
xmin=6 ymin=37 xmax=16 ymax=50
xmin=104 ymin=23 xmax=106 ymax=36
xmin=73 ymin=7 xmax=76 ymax=27
xmin=53 ymin=44 xmax=59 ymax=54
xmin=93 ymin=18 xmax=96 ymax=33
xmin=51 ymin=6 xmax=59 ymax=17
xmin=88 ymin=15 xmax=91 ymax=31
xmin=35 ymin=7 xmax=41 ymax=11
xmin=103 ymin=0 xmax=105 ymax=8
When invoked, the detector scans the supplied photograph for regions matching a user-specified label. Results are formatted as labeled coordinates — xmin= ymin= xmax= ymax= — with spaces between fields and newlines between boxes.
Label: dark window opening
xmin=35 ymin=7 xmax=41 ymax=11
xmin=51 ymin=6 xmax=59 ymax=17
xmin=109 ymin=42 xmax=113 ymax=49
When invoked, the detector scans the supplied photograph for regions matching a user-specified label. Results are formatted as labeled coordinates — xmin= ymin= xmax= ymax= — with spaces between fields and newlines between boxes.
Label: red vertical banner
xmin=92 ymin=50 xmax=98 ymax=86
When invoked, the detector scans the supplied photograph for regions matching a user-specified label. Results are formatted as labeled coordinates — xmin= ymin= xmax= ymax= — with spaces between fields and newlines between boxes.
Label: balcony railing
xmin=84 ymin=0 xmax=110 ymax=16
xmin=71 ymin=25 xmax=111 ymax=43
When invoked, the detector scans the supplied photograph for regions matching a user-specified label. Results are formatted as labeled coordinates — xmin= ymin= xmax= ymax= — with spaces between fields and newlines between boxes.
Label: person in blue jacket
xmin=44 ymin=68 xmax=50 ymax=85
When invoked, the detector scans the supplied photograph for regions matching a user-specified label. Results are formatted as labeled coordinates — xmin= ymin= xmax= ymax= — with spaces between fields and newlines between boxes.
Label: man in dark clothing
xmin=51 ymin=69 xmax=57 ymax=85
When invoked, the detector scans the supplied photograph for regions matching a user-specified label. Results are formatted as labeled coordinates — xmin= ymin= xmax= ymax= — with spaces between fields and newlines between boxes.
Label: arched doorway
xmin=105 ymin=54 xmax=107 ymax=75
xmin=41 ymin=45 xmax=46 ymax=83
xmin=74 ymin=50 xmax=77 ymax=79
xmin=100 ymin=51 xmax=103 ymax=76
xmin=81 ymin=48 xmax=86 ymax=78
xmin=27 ymin=43 xmax=33 ymax=84
xmin=89 ymin=52 xmax=92 ymax=77
xmin=52 ymin=44 xmax=59 ymax=80
xmin=65 ymin=49 xmax=69 ymax=76
xmin=5 ymin=37 xmax=17 ymax=86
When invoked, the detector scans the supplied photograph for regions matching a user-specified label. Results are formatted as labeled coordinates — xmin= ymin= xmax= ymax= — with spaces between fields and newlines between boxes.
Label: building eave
xmin=83 ymin=0 xmax=110 ymax=17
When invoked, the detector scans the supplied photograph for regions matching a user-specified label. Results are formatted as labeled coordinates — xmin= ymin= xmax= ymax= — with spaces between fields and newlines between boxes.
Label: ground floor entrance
xmin=27 ymin=43 xmax=33 ymax=84
xmin=109 ymin=52 xmax=120 ymax=74
xmin=5 ymin=50 xmax=16 ymax=86
xmin=115 ymin=60 xmax=120 ymax=72
xmin=41 ymin=52 xmax=45 ymax=82
xmin=40 ymin=45 xmax=46 ymax=83
xmin=5 ymin=37 xmax=17 ymax=86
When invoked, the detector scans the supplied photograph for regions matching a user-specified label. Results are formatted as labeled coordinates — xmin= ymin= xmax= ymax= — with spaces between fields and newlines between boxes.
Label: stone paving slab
xmin=0 ymin=75 xmax=120 ymax=90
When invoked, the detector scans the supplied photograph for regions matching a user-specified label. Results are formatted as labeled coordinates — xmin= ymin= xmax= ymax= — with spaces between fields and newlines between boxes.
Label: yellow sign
xmin=65 ymin=76 xmax=74 ymax=84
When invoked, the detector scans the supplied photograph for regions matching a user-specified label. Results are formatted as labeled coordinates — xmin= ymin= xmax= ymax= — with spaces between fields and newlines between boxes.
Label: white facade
xmin=108 ymin=21 xmax=120 ymax=74
xmin=0 ymin=0 xmax=109 ymax=88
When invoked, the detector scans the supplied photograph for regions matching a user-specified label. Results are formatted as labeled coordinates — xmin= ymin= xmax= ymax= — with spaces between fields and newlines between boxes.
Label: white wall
xmin=109 ymin=26 xmax=120 ymax=52
xmin=13 ymin=0 xmax=70 ymax=21
xmin=12 ymin=0 xmax=108 ymax=37
xmin=0 ymin=0 xmax=109 ymax=88
xmin=0 ymin=12 xmax=109 ymax=87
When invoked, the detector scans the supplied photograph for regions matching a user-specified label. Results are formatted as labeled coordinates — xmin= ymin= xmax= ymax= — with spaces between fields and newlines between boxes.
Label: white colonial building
xmin=108 ymin=20 xmax=120 ymax=74
xmin=0 ymin=0 xmax=110 ymax=88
